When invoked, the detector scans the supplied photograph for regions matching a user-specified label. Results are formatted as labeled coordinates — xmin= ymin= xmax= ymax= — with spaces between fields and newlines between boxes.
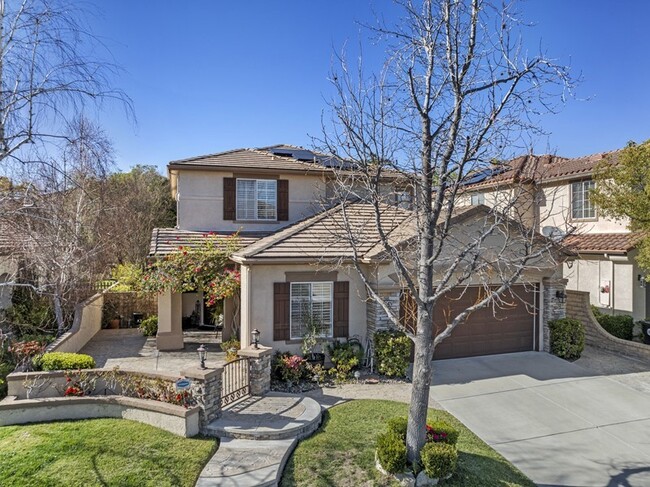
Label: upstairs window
xmin=236 ymin=179 xmax=277 ymax=220
xmin=571 ymin=180 xmax=595 ymax=220
xmin=290 ymin=282 xmax=333 ymax=339
xmin=470 ymin=192 xmax=485 ymax=206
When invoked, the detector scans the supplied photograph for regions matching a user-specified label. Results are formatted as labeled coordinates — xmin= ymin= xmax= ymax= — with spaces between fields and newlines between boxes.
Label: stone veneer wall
xmin=182 ymin=366 xmax=223 ymax=433
xmin=366 ymin=287 xmax=401 ymax=340
xmin=566 ymin=290 xmax=650 ymax=362
xmin=542 ymin=276 xmax=568 ymax=352
xmin=238 ymin=347 xmax=272 ymax=396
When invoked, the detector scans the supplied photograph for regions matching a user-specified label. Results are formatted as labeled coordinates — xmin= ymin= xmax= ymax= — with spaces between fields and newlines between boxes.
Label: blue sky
xmin=87 ymin=1 xmax=650 ymax=172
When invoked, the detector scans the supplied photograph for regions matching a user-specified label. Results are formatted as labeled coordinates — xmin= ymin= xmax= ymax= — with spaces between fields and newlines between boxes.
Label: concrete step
xmin=206 ymin=392 xmax=322 ymax=441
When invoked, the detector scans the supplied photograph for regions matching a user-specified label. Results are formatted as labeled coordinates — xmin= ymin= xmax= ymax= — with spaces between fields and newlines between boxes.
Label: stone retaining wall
xmin=566 ymin=290 xmax=650 ymax=363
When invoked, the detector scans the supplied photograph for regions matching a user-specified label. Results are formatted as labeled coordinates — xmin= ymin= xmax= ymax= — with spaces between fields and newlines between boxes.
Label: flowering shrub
xmin=59 ymin=368 xmax=198 ymax=409
xmin=280 ymin=354 xmax=306 ymax=383
xmin=386 ymin=416 xmax=459 ymax=445
xmin=141 ymin=233 xmax=241 ymax=307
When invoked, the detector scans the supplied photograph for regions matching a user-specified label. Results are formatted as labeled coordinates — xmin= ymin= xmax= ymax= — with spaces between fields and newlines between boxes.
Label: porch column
xmin=239 ymin=264 xmax=252 ymax=347
xmin=157 ymin=289 xmax=184 ymax=350
xmin=238 ymin=346 xmax=272 ymax=396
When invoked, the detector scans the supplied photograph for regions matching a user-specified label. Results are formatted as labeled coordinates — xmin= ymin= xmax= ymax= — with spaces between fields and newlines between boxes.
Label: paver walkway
xmin=80 ymin=329 xmax=225 ymax=373
xmin=196 ymin=393 xmax=322 ymax=487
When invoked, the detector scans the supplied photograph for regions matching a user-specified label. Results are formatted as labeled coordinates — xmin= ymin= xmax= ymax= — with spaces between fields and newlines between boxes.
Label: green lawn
xmin=0 ymin=419 xmax=217 ymax=487
xmin=281 ymin=400 xmax=534 ymax=487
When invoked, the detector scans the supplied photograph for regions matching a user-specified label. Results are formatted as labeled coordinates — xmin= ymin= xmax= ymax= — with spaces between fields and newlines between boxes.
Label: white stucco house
xmin=463 ymin=149 xmax=649 ymax=321
xmin=150 ymin=145 xmax=566 ymax=359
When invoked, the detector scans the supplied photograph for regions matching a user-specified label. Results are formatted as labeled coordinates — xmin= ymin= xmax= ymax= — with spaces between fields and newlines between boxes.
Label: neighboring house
xmin=150 ymin=144 xmax=563 ymax=359
xmin=0 ymin=223 xmax=19 ymax=312
xmin=465 ymin=150 xmax=649 ymax=320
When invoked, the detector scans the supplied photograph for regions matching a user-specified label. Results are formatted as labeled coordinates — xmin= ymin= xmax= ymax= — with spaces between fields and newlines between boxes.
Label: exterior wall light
xmin=555 ymin=290 xmax=567 ymax=304
xmin=197 ymin=344 xmax=207 ymax=369
xmin=251 ymin=328 xmax=260 ymax=349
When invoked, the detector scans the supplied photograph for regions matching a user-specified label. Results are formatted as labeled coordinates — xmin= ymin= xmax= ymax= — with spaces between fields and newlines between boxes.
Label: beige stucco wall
xmin=241 ymin=263 xmax=370 ymax=354
xmin=176 ymin=170 xmax=327 ymax=232
xmin=564 ymin=252 xmax=647 ymax=320
xmin=539 ymin=181 xmax=629 ymax=234
xmin=49 ymin=293 xmax=104 ymax=354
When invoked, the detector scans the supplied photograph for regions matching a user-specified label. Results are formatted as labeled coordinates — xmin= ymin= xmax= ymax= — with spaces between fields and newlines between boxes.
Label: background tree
xmin=0 ymin=0 xmax=131 ymax=166
xmin=322 ymin=0 xmax=571 ymax=463
xmin=592 ymin=140 xmax=650 ymax=274
xmin=101 ymin=166 xmax=176 ymax=265
xmin=6 ymin=116 xmax=114 ymax=334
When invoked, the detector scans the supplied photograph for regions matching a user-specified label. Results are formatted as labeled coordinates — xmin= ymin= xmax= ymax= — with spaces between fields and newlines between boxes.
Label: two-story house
xmin=150 ymin=144 xmax=564 ymax=360
xmin=464 ymin=150 xmax=649 ymax=320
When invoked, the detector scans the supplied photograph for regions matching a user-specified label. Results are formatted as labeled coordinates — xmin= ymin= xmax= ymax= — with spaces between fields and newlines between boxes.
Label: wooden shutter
xmin=333 ymin=281 xmax=349 ymax=338
xmin=223 ymin=177 xmax=236 ymax=220
xmin=273 ymin=282 xmax=290 ymax=341
xmin=277 ymin=179 xmax=289 ymax=221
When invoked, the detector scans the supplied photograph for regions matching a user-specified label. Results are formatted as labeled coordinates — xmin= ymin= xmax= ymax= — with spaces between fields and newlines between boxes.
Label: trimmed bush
xmin=376 ymin=431 xmax=407 ymax=474
xmin=38 ymin=352 xmax=95 ymax=371
xmin=374 ymin=330 xmax=411 ymax=377
xmin=420 ymin=442 xmax=458 ymax=479
xmin=549 ymin=318 xmax=585 ymax=360
xmin=386 ymin=416 xmax=408 ymax=440
xmin=597 ymin=314 xmax=634 ymax=341
xmin=426 ymin=421 xmax=459 ymax=445
xmin=139 ymin=315 xmax=158 ymax=337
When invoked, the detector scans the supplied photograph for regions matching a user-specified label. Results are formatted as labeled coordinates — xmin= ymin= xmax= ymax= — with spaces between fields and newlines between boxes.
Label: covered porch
xmin=156 ymin=289 xmax=240 ymax=351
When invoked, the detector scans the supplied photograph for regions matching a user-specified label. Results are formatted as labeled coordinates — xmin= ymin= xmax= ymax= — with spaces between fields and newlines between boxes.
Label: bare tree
xmin=321 ymin=0 xmax=572 ymax=462
xmin=0 ymin=0 xmax=132 ymax=166
xmin=6 ymin=116 xmax=114 ymax=334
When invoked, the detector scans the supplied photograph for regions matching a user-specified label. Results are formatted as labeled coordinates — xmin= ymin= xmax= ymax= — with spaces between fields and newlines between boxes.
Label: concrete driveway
xmin=431 ymin=351 xmax=650 ymax=487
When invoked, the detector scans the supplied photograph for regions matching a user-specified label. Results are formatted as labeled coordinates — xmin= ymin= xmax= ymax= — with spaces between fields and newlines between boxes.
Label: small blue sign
xmin=175 ymin=378 xmax=192 ymax=391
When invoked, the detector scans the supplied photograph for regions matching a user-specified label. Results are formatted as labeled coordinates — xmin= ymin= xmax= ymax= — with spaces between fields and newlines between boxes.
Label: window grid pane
xmin=571 ymin=180 xmax=595 ymax=220
xmin=236 ymin=179 xmax=256 ymax=220
xmin=290 ymin=282 xmax=333 ymax=339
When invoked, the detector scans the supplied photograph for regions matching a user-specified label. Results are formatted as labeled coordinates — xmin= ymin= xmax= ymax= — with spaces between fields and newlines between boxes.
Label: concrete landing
xmin=197 ymin=392 xmax=322 ymax=486
xmin=206 ymin=392 xmax=322 ymax=440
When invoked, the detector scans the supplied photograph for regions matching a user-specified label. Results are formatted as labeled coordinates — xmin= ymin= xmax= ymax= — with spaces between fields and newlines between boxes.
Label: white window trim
xmin=236 ymin=178 xmax=277 ymax=221
xmin=570 ymin=180 xmax=596 ymax=220
xmin=470 ymin=192 xmax=485 ymax=206
xmin=289 ymin=281 xmax=334 ymax=340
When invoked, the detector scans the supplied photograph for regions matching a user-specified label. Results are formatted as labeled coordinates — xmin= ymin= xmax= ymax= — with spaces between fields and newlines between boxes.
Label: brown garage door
xmin=401 ymin=285 xmax=538 ymax=360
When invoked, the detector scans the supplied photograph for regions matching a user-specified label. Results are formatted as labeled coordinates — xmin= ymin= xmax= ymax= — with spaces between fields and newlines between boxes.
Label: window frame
xmin=235 ymin=178 xmax=277 ymax=221
xmin=470 ymin=192 xmax=485 ymax=206
xmin=570 ymin=179 xmax=596 ymax=221
xmin=289 ymin=281 xmax=334 ymax=340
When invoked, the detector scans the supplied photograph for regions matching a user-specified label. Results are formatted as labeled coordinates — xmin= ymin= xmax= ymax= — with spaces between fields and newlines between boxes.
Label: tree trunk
xmin=406 ymin=304 xmax=434 ymax=463
xmin=53 ymin=291 xmax=65 ymax=336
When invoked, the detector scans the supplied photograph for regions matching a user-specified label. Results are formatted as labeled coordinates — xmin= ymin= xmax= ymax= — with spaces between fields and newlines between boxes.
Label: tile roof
xmin=168 ymin=144 xmax=340 ymax=174
xmin=466 ymin=150 xmax=621 ymax=190
xmin=148 ymin=228 xmax=271 ymax=257
xmin=563 ymin=232 xmax=643 ymax=254
xmin=232 ymin=201 xmax=415 ymax=262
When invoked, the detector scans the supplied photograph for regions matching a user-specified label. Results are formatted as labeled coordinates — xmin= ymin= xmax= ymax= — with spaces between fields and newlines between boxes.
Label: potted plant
xmin=301 ymin=315 xmax=325 ymax=367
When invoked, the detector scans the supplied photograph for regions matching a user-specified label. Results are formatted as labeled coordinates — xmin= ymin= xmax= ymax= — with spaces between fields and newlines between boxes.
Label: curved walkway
xmin=196 ymin=393 xmax=322 ymax=487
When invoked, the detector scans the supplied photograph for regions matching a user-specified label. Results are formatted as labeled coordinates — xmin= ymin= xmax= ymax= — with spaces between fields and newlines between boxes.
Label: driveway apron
xmin=431 ymin=352 xmax=650 ymax=487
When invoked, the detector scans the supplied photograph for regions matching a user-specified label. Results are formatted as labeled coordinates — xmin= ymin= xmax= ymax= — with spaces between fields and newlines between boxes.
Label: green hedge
xmin=598 ymin=314 xmax=634 ymax=341
xmin=420 ymin=442 xmax=458 ymax=479
xmin=376 ymin=431 xmax=407 ymax=474
xmin=548 ymin=318 xmax=585 ymax=360
xmin=139 ymin=315 xmax=158 ymax=337
xmin=37 ymin=352 xmax=96 ymax=371
xmin=374 ymin=330 xmax=411 ymax=377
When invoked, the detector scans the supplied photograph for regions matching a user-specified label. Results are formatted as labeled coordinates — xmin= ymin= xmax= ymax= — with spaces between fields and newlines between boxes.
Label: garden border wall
xmin=566 ymin=290 xmax=650 ymax=363
xmin=0 ymin=395 xmax=200 ymax=437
